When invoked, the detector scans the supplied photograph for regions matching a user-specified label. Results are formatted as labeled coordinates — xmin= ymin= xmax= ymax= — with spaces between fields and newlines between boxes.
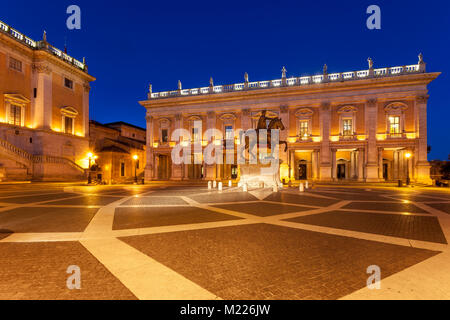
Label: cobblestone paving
xmin=120 ymin=224 xmax=439 ymax=300
xmin=286 ymin=210 xmax=447 ymax=244
xmin=0 ymin=183 xmax=448 ymax=300
xmin=212 ymin=202 xmax=311 ymax=217
xmin=0 ymin=242 xmax=136 ymax=300
xmin=113 ymin=206 xmax=242 ymax=230
xmin=342 ymin=202 xmax=428 ymax=214
xmin=0 ymin=207 xmax=99 ymax=232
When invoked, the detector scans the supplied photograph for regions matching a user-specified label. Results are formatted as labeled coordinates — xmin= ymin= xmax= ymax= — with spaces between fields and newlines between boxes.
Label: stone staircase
xmin=0 ymin=137 xmax=86 ymax=181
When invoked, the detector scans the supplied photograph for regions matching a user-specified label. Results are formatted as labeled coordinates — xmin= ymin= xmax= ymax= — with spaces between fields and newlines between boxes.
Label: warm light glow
xmin=169 ymin=142 xmax=176 ymax=148
xmin=376 ymin=134 xmax=386 ymax=141
xmin=406 ymin=133 xmax=416 ymax=139
xmin=357 ymin=135 xmax=366 ymax=141
xmin=330 ymin=136 xmax=339 ymax=142
xmin=201 ymin=140 xmax=208 ymax=147
xmin=87 ymin=152 xmax=93 ymax=159
xmin=133 ymin=155 xmax=139 ymax=161
xmin=153 ymin=142 xmax=159 ymax=148
xmin=405 ymin=153 xmax=412 ymax=159
xmin=288 ymin=137 xmax=297 ymax=143
xmin=93 ymin=156 xmax=98 ymax=160
xmin=75 ymin=132 xmax=84 ymax=137
xmin=312 ymin=137 xmax=322 ymax=143
xmin=52 ymin=127 xmax=61 ymax=132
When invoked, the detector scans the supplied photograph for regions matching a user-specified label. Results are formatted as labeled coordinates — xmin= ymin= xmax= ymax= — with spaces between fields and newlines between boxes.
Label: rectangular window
xmin=120 ymin=162 xmax=125 ymax=177
xmin=389 ymin=116 xmax=400 ymax=135
xmin=225 ymin=125 xmax=234 ymax=140
xmin=342 ymin=119 xmax=353 ymax=136
xmin=9 ymin=57 xmax=22 ymax=72
xmin=64 ymin=78 xmax=73 ymax=89
xmin=299 ymin=120 xmax=309 ymax=139
xmin=161 ymin=129 xmax=169 ymax=143
xmin=8 ymin=104 xmax=22 ymax=126
xmin=192 ymin=127 xmax=199 ymax=142
xmin=64 ymin=116 xmax=74 ymax=134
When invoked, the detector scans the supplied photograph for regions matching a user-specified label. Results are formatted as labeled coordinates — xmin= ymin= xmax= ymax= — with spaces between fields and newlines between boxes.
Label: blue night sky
xmin=4 ymin=0 xmax=450 ymax=159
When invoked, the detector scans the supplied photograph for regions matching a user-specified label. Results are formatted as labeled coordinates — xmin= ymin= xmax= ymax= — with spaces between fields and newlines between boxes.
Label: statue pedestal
xmin=238 ymin=162 xmax=283 ymax=190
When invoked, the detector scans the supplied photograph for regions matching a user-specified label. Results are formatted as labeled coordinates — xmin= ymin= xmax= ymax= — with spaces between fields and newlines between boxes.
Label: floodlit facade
xmin=89 ymin=121 xmax=146 ymax=184
xmin=0 ymin=20 xmax=95 ymax=181
xmin=140 ymin=56 xmax=439 ymax=185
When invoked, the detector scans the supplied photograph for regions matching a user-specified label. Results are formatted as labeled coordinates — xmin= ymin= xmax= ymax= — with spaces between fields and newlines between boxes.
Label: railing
xmin=0 ymin=19 xmax=87 ymax=72
xmin=149 ymin=63 xmax=423 ymax=100
xmin=0 ymin=137 xmax=34 ymax=164
xmin=32 ymin=155 xmax=85 ymax=172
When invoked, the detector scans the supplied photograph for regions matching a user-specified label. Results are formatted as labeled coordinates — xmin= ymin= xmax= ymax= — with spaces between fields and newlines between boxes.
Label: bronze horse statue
xmin=240 ymin=117 xmax=288 ymax=162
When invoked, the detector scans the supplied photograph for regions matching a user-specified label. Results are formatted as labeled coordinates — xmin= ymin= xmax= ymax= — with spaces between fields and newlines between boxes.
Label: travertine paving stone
xmin=424 ymin=203 xmax=450 ymax=214
xmin=113 ymin=206 xmax=242 ymax=230
xmin=121 ymin=224 xmax=439 ymax=300
xmin=286 ymin=210 xmax=447 ymax=244
xmin=0 ymin=193 xmax=80 ymax=204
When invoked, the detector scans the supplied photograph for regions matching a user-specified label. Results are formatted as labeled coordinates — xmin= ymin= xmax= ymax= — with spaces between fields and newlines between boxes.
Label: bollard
xmin=243 ymin=183 xmax=248 ymax=192
xmin=213 ymin=181 xmax=217 ymax=189
xmin=228 ymin=180 xmax=232 ymax=187
xmin=218 ymin=182 xmax=223 ymax=192
xmin=208 ymin=181 xmax=212 ymax=190
xmin=299 ymin=183 xmax=304 ymax=192
xmin=305 ymin=181 xmax=309 ymax=189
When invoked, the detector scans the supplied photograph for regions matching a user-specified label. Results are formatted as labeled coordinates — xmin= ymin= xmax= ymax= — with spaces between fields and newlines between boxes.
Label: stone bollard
xmin=299 ymin=183 xmax=304 ymax=193
xmin=213 ymin=181 xmax=217 ymax=189
xmin=305 ymin=181 xmax=309 ymax=189
xmin=208 ymin=181 xmax=212 ymax=190
xmin=218 ymin=182 xmax=223 ymax=192
xmin=228 ymin=180 xmax=232 ymax=187
xmin=243 ymin=183 xmax=248 ymax=192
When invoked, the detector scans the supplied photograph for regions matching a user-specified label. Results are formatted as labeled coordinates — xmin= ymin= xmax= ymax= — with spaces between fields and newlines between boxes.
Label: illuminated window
xmin=9 ymin=57 xmax=22 ymax=72
xmin=63 ymin=116 xmax=74 ymax=134
xmin=225 ymin=125 xmax=234 ymax=140
xmin=299 ymin=120 xmax=309 ymax=138
xmin=192 ymin=127 xmax=200 ymax=142
xmin=342 ymin=119 xmax=353 ymax=136
xmin=8 ymin=104 xmax=23 ymax=126
xmin=389 ymin=116 xmax=400 ymax=135
xmin=120 ymin=162 xmax=125 ymax=177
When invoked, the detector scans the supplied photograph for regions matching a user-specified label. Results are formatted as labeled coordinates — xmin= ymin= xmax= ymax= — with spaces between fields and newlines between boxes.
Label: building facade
xmin=0 ymin=20 xmax=95 ymax=181
xmin=89 ymin=121 xmax=146 ymax=184
xmin=141 ymin=56 xmax=439 ymax=185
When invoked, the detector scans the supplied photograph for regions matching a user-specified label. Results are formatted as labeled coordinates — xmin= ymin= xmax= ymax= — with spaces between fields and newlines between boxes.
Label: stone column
xmin=365 ymin=98 xmax=380 ymax=182
xmin=319 ymin=102 xmax=332 ymax=181
xmin=145 ymin=115 xmax=154 ymax=181
xmin=312 ymin=150 xmax=319 ymax=180
xmin=82 ymin=83 xmax=90 ymax=138
xmin=32 ymin=63 xmax=52 ymax=130
xmin=415 ymin=95 xmax=432 ymax=184
xmin=378 ymin=148 xmax=384 ymax=180
xmin=290 ymin=150 xmax=296 ymax=180
xmin=331 ymin=148 xmax=337 ymax=181
xmin=357 ymin=148 xmax=364 ymax=181
xmin=393 ymin=150 xmax=399 ymax=180
xmin=171 ymin=114 xmax=183 ymax=180
xmin=349 ymin=151 xmax=355 ymax=179
xmin=205 ymin=111 xmax=216 ymax=180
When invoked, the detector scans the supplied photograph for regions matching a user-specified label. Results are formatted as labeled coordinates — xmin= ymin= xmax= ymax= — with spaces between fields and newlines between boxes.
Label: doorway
xmin=158 ymin=155 xmax=170 ymax=180
xmin=298 ymin=162 xmax=307 ymax=180
xmin=337 ymin=164 xmax=346 ymax=179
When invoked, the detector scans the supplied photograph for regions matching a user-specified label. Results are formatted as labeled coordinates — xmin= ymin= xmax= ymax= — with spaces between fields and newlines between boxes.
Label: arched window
xmin=295 ymin=108 xmax=314 ymax=140
xmin=384 ymin=102 xmax=408 ymax=138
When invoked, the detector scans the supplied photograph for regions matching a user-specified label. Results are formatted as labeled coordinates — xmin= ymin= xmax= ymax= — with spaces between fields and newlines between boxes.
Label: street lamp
xmin=87 ymin=152 xmax=93 ymax=184
xmin=133 ymin=154 xmax=139 ymax=184
xmin=405 ymin=152 xmax=412 ymax=186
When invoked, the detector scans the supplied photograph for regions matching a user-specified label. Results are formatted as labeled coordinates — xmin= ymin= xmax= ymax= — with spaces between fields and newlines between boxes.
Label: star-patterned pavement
xmin=0 ymin=183 xmax=449 ymax=300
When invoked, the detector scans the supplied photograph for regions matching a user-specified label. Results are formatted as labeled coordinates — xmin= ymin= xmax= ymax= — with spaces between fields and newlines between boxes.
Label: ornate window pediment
xmin=60 ymin=106 xmax=78 ymax=118
xmin=4 ymin=93 xmax=30 ymax=105
xmin=220 ymin=113 xmax=236 ymax=121
xmin=295 ymin=108 xmax=314 ymax=118
xmin=337 ymin=105 xmax=358 ymax=114
xmin=384 ymin=102 xmax=408 ymax=113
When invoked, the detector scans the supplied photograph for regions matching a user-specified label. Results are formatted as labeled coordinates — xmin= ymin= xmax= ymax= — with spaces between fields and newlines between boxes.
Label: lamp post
xmin=87 ymin=152 xmax=93 ymax=184
xmin=405 ymin=152 xmax=412 ymax=186
xmin=133 ymin=154 xmax=139 ymax=184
